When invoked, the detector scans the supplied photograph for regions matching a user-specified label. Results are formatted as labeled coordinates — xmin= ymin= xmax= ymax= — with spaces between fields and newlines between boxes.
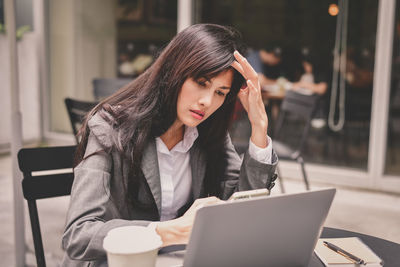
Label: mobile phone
xmin=228 ymin=188 xmax=270 ymax=201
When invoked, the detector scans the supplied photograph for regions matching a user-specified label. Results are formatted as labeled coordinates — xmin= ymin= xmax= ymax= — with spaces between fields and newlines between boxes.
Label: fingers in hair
xmin=233 ymin=51 xmax=258 ymax=81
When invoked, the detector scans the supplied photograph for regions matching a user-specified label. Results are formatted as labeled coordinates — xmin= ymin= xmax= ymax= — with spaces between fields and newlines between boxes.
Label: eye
xmin=196 ymin=79 xmax=207 ymax=87
xmin=215 ymin=90 xmax=226 ymax=97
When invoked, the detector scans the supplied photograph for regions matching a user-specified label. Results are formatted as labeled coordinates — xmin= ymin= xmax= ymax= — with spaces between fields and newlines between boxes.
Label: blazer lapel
xmin=141 ymin=139 xmax=162 ymax=216
xmin=190 ymin=142 xmax=206 ymax=200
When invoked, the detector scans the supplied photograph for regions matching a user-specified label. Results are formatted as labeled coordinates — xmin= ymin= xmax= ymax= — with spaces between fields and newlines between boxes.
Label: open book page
xmin=315 ymin=237 xmax=383 ymax=266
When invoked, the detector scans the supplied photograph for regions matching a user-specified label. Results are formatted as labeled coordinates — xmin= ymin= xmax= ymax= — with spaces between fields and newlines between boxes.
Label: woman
xmin=289 ymin=51 xmax=328 ymax=95
xmin=61 ymin=24 xmax=278 ymax=266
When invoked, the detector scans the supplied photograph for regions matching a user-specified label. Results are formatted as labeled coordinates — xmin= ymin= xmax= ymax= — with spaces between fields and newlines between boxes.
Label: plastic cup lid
xmin=103 ymin=226 xmax=162 ymax=254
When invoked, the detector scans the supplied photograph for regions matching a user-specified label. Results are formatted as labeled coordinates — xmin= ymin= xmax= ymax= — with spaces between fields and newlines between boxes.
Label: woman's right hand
xmin=155 ymin=196 xmax=222 ymax=246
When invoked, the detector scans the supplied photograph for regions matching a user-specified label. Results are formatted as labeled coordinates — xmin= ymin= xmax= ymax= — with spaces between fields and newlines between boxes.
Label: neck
xmin=160 ymin=121 xmax=184 ymax=150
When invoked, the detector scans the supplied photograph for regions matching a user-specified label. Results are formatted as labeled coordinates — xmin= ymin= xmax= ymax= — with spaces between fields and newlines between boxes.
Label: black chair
xmin=17 ymin=145 xmax=76 ymax=267
xmin=273 ymin=90 xmax=320 ymax=192
xmin=64 ymin=98 xmax=98 ymax=143
xmin=92 ymin=78 xmax=131 ymax=100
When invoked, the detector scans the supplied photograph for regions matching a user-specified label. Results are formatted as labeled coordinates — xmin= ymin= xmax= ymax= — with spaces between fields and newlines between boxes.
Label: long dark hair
xmin=76 ymin=24 xmax=246 ymax=205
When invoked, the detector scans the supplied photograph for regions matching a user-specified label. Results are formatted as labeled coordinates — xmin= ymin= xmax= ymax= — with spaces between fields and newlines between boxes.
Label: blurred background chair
xmin=64 ymin=98 xmax=98 ymax=143
xmin=273 ymin=90 xmax=320 ymax=192
xmin=17 ymin=145 xmax=76 ymax=267
xmin=92 ymin=78 xmax=132 ymax=100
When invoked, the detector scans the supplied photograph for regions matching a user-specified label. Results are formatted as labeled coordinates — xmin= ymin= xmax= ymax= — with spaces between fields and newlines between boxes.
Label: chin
xmin=181 ymin=117 xmax=204 ymax=127
xmin=183 ymin=120 xmax=201 ymax=128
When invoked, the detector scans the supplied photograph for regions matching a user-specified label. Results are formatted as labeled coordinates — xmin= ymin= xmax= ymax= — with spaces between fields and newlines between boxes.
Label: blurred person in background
xmin=291 ymin=50 xmax=328 ymax=96
xmin=280 ymin=47 xmax=330 ymax=129
xmin=246 ymin=44 xmax=283 ymax=87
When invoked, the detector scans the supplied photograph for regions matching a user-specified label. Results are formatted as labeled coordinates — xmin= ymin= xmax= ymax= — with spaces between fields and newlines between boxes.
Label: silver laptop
xmin=183 ymin=188 xmax=336 ymax=267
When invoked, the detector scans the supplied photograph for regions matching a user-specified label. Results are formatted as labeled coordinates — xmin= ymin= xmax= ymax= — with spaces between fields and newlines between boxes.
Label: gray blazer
xmin=61 ymin=113 xmax=278 ymax=267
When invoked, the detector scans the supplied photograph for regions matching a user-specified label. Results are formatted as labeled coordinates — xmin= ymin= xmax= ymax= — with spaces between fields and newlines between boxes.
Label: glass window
xmin=195 ymin=0 xmax=378 ymax=170
xmin=48 ymin=0 xmax=177 ymax=133
xmin=0 ymin=1 xmax=4 ymax=32
xmin=0 ymin=0 xmax=34 ymax=34
xmin=117 ymin=0 xmax=177 ymax=78
xmin=385 ymin=0 xmax=400 ymax=175
xmin=16 ymin=0 xmax=33 ymax=31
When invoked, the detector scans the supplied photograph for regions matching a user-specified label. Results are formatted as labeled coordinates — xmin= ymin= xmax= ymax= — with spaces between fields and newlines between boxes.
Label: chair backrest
xmin=64 ymin=98 xmax=98 ymax=143
xmin=274 ymin=90 xmax=320 ymax=153
xmin=92 ymin=78 xmax=132 ymax=100
xmin=17 ymin=145 xmax=76 ymax=267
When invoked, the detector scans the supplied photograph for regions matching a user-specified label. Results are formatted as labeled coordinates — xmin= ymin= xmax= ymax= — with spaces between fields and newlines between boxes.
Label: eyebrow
xmin=202 ymin=77 xmax=231 ymax=90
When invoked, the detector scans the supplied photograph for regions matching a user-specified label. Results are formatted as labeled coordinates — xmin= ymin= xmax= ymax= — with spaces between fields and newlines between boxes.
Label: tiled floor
xmin=1 ymin=154 xmax=399 ymax=266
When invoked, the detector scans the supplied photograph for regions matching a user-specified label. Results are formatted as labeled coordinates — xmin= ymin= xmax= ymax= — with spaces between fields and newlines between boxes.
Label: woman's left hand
xmin=232 ymin=51 xmax=269 ymax=148
xmin=156 ymin=197 xmax=223 ymax=246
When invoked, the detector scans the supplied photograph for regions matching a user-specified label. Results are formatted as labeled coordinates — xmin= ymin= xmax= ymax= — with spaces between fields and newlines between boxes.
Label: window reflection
xmin=196 ymin=0 xmax=378 ymax=170
xmin=116 ymin=0 xmax=177 ymax=78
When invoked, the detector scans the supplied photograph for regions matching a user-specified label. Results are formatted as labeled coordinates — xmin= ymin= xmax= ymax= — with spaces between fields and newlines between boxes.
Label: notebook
xmin=182 ymin=188 xmax=336 ymax=267
xmin=315 ymin=237 xmax=383 ymax=266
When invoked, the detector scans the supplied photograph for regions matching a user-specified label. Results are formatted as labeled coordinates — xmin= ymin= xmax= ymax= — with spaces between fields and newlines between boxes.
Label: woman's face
xmin=303 ymin=61 xmax=313 ymax=74
xmin=176 ymin=70 xmax=233 ymax=128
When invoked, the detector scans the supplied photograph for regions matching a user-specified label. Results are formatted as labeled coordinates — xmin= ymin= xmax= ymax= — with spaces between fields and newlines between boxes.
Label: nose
xmin=198 ymin=90 xmax=213 ymax=108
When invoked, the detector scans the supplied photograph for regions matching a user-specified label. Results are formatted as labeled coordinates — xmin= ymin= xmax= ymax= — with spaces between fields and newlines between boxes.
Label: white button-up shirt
xmin=155 ymin=126 xmax=273 ymax=221
xmin=155 ymin=126 xmax=199 ymax=221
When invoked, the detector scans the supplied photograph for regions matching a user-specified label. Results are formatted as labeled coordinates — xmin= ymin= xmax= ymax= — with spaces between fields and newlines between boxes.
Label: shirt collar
xmin=156 ymin=126 xmax=199 ymax=155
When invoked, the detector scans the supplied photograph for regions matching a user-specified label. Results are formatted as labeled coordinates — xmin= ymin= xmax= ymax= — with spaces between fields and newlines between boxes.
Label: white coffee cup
xmin=103 ymin=225 xmax=162 ymax=267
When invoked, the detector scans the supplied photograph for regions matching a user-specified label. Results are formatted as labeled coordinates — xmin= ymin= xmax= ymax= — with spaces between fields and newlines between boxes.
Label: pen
xmin=323 ymin=241 xmax=366 ymax=265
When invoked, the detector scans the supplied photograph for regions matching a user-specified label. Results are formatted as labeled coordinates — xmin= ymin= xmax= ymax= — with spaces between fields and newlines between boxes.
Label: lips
xmin=190 ymin=110 xmax=205 ymax=120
